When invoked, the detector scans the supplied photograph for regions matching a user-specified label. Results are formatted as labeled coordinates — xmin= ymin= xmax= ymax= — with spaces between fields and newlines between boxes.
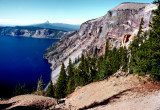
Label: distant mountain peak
xmin=45 ymin=20 xmax=50 ymax=24
xmin=30 ymin=22 xmax=80 ymax=31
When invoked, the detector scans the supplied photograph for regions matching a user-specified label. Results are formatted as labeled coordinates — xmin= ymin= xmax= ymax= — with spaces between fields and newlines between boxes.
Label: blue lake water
xmin=0 ymin=35 xmax=58 ymax=97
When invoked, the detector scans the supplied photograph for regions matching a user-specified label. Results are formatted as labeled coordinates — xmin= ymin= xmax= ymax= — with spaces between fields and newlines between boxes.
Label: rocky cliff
xmin=44 ymin=3 xmax=157 ymax=81
xmin=0 ymin=26 xmax=74 ymax=39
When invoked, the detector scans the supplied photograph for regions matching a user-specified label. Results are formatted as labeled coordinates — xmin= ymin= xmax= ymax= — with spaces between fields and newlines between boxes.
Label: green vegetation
xmin=54 ymin=41 xmax=128 ymax=98
xmin=15 ymin=83 xmax=27 ymax=96
xmin=46 ymin=81 xmax=55 ymax=97
xmin=129 ymin=0 xmax=160 ymax=80
xmin=66 ymin=58 xmax=75 ymax=94
xmin=55 ymin=62 xmax=67 ymax=99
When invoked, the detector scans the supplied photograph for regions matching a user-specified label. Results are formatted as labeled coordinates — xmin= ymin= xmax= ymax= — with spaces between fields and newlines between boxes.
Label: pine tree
xmin=90 ymin=55 xmax=97 ymax=81
xmin=15 ymin=83 xmax=27 ymax=96
xmin=129 ymin=17 xmax=145 ymax=74
xmin=137 ymin=18 xmax=144 ymax=41
xmin=55 ymin=62 xmax=67 ymax=99
xmin=96 ymin=56 xmax=104 ymax=80
xmin=46 ymin=81 xmax=54 ymax=98
xmin=104 ymin=39 xmax=109 ymax=60
xmin=67 ymin=58 xmax=75 ymax=94
xmin=77 ymin=53 xmax=88 ymax=86
xmin=68 ymin=58 xmax=74 ymax=77
xmin=111 ymin=47 xmax=120 ymax=73
xmin=130 ymin=18 xmax=144 ymax=51
xmin=105 ymin=50 xmax=113 ymax=76
xmin=97 ymin=39 xmax=111 ymax=80
xmin=120 ymin=47 xmax=128 ymax=72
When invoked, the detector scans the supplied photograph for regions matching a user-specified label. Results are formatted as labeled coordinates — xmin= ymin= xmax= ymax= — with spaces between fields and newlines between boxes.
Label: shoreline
xmin=0 ymin=35 xmax=61 ymax=40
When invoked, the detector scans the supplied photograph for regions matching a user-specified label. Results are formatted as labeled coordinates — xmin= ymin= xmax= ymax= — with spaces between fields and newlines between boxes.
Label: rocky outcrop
xmin=0 ymin=26 xmax=74 ymax=39
xmin=122 ymin=34 xmax=135 ymax=47
xmin=44 ymin=3 xmax=157 ymax=82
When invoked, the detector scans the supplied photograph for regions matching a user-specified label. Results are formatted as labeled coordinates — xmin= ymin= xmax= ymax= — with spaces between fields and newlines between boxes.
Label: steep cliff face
xmin=44 ymin=3 xmax=157 ymax=81
xmin=0 ymin=26 xmax=73 ymax=39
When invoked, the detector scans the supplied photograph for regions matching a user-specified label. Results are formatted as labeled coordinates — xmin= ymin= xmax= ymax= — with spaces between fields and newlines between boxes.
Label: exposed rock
xmin=0 ymin=26 xmax=74 ymax=39
xmin=122 ymin=34 xmax=135 ymax=47
xmin=113 ymin=66 xmax=129 ymax=78
xmin=44 ymin=3 xmax=157 ymax=82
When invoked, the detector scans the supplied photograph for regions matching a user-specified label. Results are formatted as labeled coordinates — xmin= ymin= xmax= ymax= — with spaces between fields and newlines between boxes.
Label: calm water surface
xmin=0 ymin=35 xmax=58 ymax=97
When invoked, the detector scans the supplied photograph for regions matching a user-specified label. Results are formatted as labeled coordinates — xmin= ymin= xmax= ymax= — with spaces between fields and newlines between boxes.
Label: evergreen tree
xmin=105 ymin=50 xmax=113 ymax=76
xmin=68 ymin=58 xmax=74 ymax=77
xmin=55 ymin=62 xmax=67 ymax=99
xmin=74 ymin=68 xmax=80 ymax=87
xmin=46 ymin=81 xmax=55 ymax=98
xmin=15 ymin=83 xmax=27 ymax=96
xmin=110 ymin=47 xmax=120 ymax=73
xmin=104 ymin=40 xmax=109 ymax=60
xmin=130 ymin=18 xmax=144 ymax=52
xmin=96 ymin=56 xmax=104 ymax=80
xmin=129 ymin=17 xmax=145 ymax=74
xmin=119 ymin=47 xmax=128 ymax=71
xmin=67 ymin=58 xmax=75 ymax=94
xmin=90 ymin=55 xmax=97 ymax=82
xmin=97 ymin=39 xmax=111 ymax=80
xmin=137 ymin=18 xmax=144 ymax=41
xmin=77 ymin=53 xmax=89 ymax=86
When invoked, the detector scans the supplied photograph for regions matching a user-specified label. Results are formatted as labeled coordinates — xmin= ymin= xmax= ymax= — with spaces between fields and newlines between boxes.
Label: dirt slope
xmin=90 ymin=93 xmax=160 ymax=110
xmin=65 ymin=74 xmax=160 ymax=110
xmin=0 ymin=95 xmax=57 ymax=110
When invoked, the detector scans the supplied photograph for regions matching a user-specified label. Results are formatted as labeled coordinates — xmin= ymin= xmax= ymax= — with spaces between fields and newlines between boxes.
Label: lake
xmin=0 ymin=35 xmax=58 ymax=97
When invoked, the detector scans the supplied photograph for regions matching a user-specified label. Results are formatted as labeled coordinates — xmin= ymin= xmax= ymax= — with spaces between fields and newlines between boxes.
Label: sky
xmin=0 ymin=0 xmax=154 ymax=25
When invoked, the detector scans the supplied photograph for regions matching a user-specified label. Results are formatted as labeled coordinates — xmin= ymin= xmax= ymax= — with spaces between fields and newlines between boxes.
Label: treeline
xmin=55 ymin=41 xmax=128 ymax=99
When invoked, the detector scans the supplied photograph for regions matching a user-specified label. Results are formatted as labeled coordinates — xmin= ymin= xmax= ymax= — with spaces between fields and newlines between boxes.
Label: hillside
xmin=44 ymin=3 xmax=157 ymax=82
xmin=0 ymin=26 xmax=74 ymax=39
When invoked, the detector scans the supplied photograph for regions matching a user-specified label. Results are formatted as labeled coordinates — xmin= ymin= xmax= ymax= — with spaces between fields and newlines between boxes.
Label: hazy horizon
xmin=0 ymin=0 xmax=153 ymax=26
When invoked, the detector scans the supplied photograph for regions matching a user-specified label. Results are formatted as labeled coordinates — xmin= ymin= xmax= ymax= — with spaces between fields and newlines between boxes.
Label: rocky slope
xmin=0 ymin=26 xmax=74 ymax=39
xmin=44 ymin=3 xmax=157 ymax=81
